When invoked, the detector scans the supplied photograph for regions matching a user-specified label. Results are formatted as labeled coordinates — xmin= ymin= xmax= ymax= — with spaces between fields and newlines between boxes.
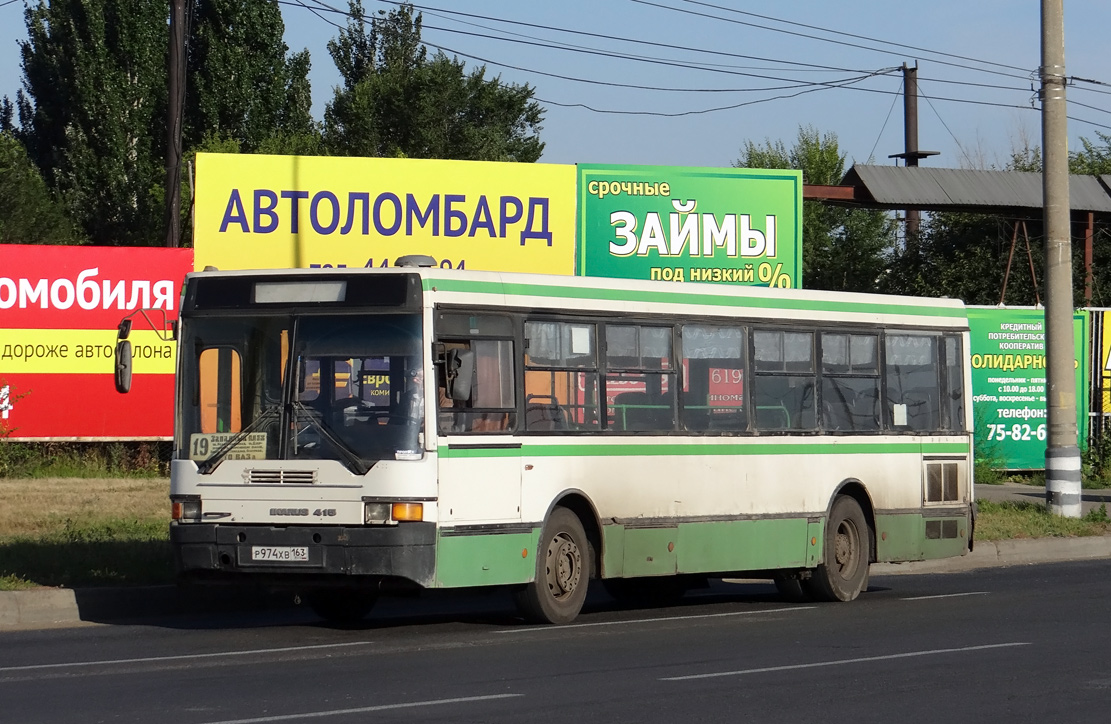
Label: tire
xmin=515 ymin=507 xmax=591 ymax=624
xmin=807 ymin=495 xmax=870 ymax=602
xmin=603 ymin=577 xmax=689 ymax=608
xmin=307 ymin=590 xmax=378 ymax=625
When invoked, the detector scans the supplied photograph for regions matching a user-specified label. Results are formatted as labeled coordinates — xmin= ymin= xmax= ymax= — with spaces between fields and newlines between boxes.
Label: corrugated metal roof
xmin=840 ymin=164 xmax=1111 ymax=213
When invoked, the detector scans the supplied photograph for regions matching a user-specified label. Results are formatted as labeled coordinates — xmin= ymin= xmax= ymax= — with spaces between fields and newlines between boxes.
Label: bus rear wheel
xmin=807 ymin=495 xmax=870 ymax=602
xmin=515 ymin=507 xmax=590 ymax=624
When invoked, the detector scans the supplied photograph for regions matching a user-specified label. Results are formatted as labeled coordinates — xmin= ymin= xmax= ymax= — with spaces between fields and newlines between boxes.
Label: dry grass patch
xmin=0 ymin=477 xmax=169 ymax=539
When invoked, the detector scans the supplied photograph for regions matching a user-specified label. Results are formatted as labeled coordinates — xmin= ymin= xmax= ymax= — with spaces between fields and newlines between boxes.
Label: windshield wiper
xmin=291 ymin=401 xmax=371 ymax=476
xmin=196 ymin=407 xmax=280 ymax=474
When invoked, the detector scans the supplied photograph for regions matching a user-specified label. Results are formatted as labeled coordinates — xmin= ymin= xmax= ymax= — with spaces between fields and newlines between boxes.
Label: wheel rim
xmin=833 ymin=517 xmax=861 ymax=580
xmin=545 ymin=531 xmax=582 ymax=600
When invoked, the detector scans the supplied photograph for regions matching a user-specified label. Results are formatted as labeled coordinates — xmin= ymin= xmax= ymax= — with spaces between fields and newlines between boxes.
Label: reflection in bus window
xmin=821 ymin=333 xmax=880 ymax=431
xmin=605 ymin=325 xmax=675 ymax=432
xmin=753 ymin=330 xmax=815 ymax=431
xmin=682 ymin=325 xmax=745 ymax=432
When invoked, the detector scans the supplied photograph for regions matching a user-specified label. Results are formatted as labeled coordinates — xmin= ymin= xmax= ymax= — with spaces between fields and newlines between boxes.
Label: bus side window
xmin=524 ymin=321 xmax=600 ymax=432
xmin=680 ymin=325 xmax=745 ymax=432
xmin=884 ymin=334 xmax=942 ymax=432
xmin=438 ymin=340 xmax=517 ymax=433
xmin=942 ymin=335 xmax=965 ymax=431
xmin=820 ymin=333 xmax=880 ymax=432
xmin=752 ymin=330 xmax=816 ymax=431
xmin=604 ymin=325 xmax=676 ymax=432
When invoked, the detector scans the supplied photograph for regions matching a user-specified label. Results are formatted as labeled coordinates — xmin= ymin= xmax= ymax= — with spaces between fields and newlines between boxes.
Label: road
xmin=1 ymin=562 xmax=1109 ymax=723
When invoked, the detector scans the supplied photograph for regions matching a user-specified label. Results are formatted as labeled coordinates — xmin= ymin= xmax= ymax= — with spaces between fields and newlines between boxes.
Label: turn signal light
xmin=391 ymin=502 xmax=424 ymax=521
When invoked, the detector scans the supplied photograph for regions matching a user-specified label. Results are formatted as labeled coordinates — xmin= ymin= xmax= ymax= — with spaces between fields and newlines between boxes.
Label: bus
xmin=127 ymin=259 xmax=974 ymax=624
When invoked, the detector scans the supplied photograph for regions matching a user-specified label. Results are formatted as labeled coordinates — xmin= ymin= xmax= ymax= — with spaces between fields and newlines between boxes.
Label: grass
xmin=0 ymin=477 xmax=1109 ymax=591
xmin=975 ymin=499 xmax=1111 ymax=540
xmin=0 ymin=478 xmax=172 ymax=590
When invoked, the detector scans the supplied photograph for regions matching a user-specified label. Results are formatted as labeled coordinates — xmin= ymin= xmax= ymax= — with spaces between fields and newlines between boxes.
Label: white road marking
xmin=498 ymin=606 xmax=816 ymax=634
xmin=901 ymin=591 xmax=990 ymax=601
xmin=0 ymin=641 xmax=373 ymax=673
xmin=198 ymin=694 xmax=523 ymax=724
xmin=660 ymin=642 xmax=1031 ymax=681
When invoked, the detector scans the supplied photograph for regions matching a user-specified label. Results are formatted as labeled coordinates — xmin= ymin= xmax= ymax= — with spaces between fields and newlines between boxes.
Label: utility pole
xmin=164 ymin=0 xmax=186 ymax=248
xmin=1041 ymin=0 xmax=1081 ymax=517
xmin=889 ymin=63 xmax=938 ymax=241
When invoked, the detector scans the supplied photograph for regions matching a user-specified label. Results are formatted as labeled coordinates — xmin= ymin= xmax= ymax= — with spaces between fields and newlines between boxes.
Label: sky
xmin=1 ymin=0 xmax=1110 ymax=173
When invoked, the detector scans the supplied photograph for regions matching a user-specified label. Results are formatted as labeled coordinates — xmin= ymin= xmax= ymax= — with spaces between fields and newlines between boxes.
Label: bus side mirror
xmin=117 ymin=318 xmax=132 ymax=340
xmin=114 ymin=340 xmax=133 ymax=393
xmin=445 ymin=349 xmax=474 ymax=402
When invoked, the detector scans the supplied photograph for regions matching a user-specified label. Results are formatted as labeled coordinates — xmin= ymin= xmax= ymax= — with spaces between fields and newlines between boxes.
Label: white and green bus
xmin=148 ymin=259 xmax=974 ymax=624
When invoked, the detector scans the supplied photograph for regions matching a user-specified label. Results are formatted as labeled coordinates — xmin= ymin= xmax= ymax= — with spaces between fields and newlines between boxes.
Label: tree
xmin=0 ymin=131 xmax=85 ymax=245
xmin=736 ymin=125 xmax=895 ymax=292
xmin=323 ymin=2 xmax=544 ymax=162
xmin=17 ymin=0 xmax=168 ymax=246
xmin=185 ymin=0 xmax=318 ymax=152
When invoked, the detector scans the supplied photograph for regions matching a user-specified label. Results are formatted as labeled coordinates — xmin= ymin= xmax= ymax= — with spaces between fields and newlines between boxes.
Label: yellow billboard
xmin=193 ymin=153 xmax=576 ymax=274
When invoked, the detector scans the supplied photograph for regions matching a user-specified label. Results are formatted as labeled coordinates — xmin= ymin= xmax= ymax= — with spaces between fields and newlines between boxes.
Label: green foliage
xmin=1081 ymin=432 xmax=1111 ymax=489
xmin=975 ymin=499 xmax=1111 ymax=539
xmin=18 ymin=0 xmax=168 ymax=246
xmin=883 ymin=211 xmax=1047 ymax=305
xmin=1070 ymin=132 xmax=1111 ymax=176
xmin=0 ymin=131 xmax=84 ymax=244
xmin=186 ymin=0 xmax=319 ymax=152
xmin=323 ymin=2 xmax=544 ymax=162
xmin=0 ymin=442 xmax=169 ymax=478
xmin=735 ymin=125 xmax=895 ymax=292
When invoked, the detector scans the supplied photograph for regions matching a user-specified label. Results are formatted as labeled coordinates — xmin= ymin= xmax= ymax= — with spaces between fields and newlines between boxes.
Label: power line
xmin=534 ymin=73 xmax=878 ymax=117
xmin=296 ymin=1 xmax=1046 ymax=102
xmin=298 ymin=0 xmax=898 ymax=88
xmin=377 ymin=0 xmax=882 ymax=76
xmin=682 ymin=0 xmax=1031 ymax=75
xmin=282 ymin=1 xmax=1111 ymax=129
xmin=631 ymin=0 xmax=1036 ymax=82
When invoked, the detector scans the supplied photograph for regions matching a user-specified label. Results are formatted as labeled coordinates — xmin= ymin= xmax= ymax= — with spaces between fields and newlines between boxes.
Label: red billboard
xmin=0 ymin=245 xmax=194 ymax=440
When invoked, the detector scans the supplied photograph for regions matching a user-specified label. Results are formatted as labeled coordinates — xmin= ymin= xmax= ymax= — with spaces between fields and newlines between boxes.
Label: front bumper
xmin=171 ymin=522 xmax=436 ymax=588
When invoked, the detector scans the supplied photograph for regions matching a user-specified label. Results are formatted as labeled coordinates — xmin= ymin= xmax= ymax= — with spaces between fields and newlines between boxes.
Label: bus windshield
xmin=177 ymin=313 xmax=424 ymax=472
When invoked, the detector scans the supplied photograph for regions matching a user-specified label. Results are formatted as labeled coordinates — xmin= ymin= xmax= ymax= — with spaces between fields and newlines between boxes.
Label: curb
xmin=872 ymin=535 xmax=1111 ymax=575
xmin=3 ymin=536 xmax=1110 ymax=631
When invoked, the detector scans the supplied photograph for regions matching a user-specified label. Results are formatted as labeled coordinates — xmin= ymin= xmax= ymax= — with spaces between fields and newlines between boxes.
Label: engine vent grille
xmin=244 ymin=469 xmax=317 ymax=485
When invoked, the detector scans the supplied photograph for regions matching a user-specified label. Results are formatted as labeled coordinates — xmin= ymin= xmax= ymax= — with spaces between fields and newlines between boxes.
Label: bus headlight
xmin=364 ymin=502 xmax=391 ymax=524
xmin=172 ymin=497 xmax=201 ymax=522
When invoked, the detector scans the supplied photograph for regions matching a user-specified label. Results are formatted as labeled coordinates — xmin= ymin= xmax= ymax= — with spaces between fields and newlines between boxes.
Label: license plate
xmin=251 ymin=546 xmax=309 ymax=562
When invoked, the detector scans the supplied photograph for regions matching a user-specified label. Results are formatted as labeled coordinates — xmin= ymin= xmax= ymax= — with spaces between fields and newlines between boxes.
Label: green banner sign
xmin=968 ymin=307 xmax=1089 ymax=470
xmin=577 ymin=164 xmax=802 ymax=287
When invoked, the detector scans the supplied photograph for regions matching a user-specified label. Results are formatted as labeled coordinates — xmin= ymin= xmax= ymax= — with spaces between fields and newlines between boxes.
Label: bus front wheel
xmin=515 ymin=507 xmax=590 ymax=624
xmin=807 ymin=495 xmax=870 ymax=602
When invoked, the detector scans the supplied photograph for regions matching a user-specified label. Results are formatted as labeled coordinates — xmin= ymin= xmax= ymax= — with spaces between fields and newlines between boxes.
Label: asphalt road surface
xmin=1 ymin=561 xmax=1109 ymax=723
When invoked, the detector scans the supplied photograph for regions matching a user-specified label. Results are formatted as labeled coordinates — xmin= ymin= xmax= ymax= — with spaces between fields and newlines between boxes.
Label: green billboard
xmin=968 ymin=307 xmax=1089 ymax=470
xmin=577 ymin=164 xmax=802 ymax=287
